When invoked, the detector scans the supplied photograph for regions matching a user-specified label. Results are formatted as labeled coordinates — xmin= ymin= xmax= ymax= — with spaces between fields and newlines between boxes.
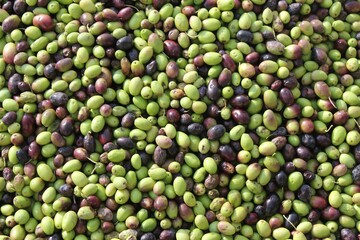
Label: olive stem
xmin=328 ymin=97 xmax=337 ymax=109
xmin=87 ymin=157 xmax=101 ymax=174
xmin=283 ymin=214 xmax=297 ymax=230
xmin=354 ymin=119 xmax=360 ymax=129
xmin=325 ymin=125 xmax=333 ymax=133
xmin=86 ymin=24 xmax=91 ymax=32
xmin=25 ymin=158 xmax=34 ymax=164
xmin=91 ymin=165 xmax=100 ymax=174
xmin=87 ymin=157 xmax=97 ymax=164
xmin=124 ymin=4 xmax=139 ymax=12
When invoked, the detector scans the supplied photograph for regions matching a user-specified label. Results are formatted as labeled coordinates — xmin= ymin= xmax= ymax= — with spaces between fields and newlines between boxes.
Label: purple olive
xmin=2 ymin=111 xmax=17 ymax=125
xmin=218 ymin=145 xmax=236 ymax=161
xmin=50 ymin=92 xmax=69 ymax=106
xmin=231 ymin=109 xmax=250 ymax=124
xmin=229 ymin=95 xmax=250 ymax=109
xmin=207 ymin=124 xmax=226 ymax=140
xmin=59 ymin=117 xmax=74 ymax=136
xmin=263 ymin=194 xmax=280 ymax=216
xmin=279 ymin=88 xmax=295 ymax=106
xmin=217 ymin=68 xmax=232 ymax=87
xmin=118 ymin=7 xmax=134 ymax=22
xmin=164 ymin=40 xmax=181 ymax=59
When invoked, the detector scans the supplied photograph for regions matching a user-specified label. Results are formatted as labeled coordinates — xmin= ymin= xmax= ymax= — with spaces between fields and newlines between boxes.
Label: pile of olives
xmin=0 ymin=0 xmax=360 ymax=239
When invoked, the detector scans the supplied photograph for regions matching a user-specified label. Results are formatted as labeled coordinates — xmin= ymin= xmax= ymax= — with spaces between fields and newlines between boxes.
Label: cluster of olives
xmin=0 ymin=0 xmax=360 ymax=239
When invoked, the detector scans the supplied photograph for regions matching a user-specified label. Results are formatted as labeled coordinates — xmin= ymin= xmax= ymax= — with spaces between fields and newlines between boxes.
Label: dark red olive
xmin=102 ymin=8 xmax=119 ymax=21
xmin=58 ymin=184 xmax=74 ymax=197
xmin=73 ymin=147 xmax=88 ymax=161
xmin=333 ymin=110 xmax=349 ymax=125
xmin=53 ymin=154 xmax=64 ymax=168
xmin=299 ymin=118 xmax=314 ymax=134
xmin=311 ymin=19 xmax=325 ymax=33
xmin=121 ymin=112 xmax=136 ymax=128
xmin=312 ymin=47 xmax=328 ymax=65
xmin=316 ymin=135 xmax=331 ymax=147
xmin=98 ymin=127 xmax=113 ymax=145
xmin=2 ymin=15 xmax=21 ymax=33
xmin=96 ymin=33 xmax=116 ymax=47
xmin=118 ymin=7 xmax=134 ymax=22
xmin=345 ymin=1 xmax=360 ymax=13
xmin=21 ymin=114 xmax=35 ymax=137
xmin=140 ymin=197 xmax=153 ymax=210
xmin=204 ymin=174 xmax=220 ymax=190
xmin=153 ymin=146 xmax=166 ymax=166
xmin=207 ymin=79 xmax=221 ymax=101
xmin=279 ymin=88 xmax=295 ymax=106
xmin=218 ymin=145 xmax=236 ymax=161
xmin=95 ymin=78 xmax=108 ymax=94
xmin=203 ymin=0 xmax=217 ymax=9
xmin=153 ymin=196 xmax=168 ymax=211
xmin=220 ymin=161 xmax=235 ymax=174
xmin=222 ymin=53 xmax=236 ymax=72
xmin=245 ymin=52 xmax=260 ymax=64
xmin=59 ymin=117 xmax=74 ymax=136
xmin=218 ymin=68 xmax=232 ymax=87
xmin=33 ymin=14 xmax=54 ymax=31
xmin=296 ymin=145 xmax=312 ymax=160
xmin=245 ymin=212 xmax=259 ymax=225
xmin=231 ymin=109 xmax=250 ymax=124
xmin=283 ymin=76 xmax=298 ymax=89
xmin=193 ymin=55 xmax=204 ymax=67
xmin=307 ymin=209 xmax=320 ymax=223
xmin=182 ymin=5 xmax=196 ymax=17
xmin=105 ymin=198 xmax=118 ymax=211
xmin=166 ymin=109 xmax=180 ymax=123
xmin=159 ymin=230 xmax=175 ymax=240
xmin=153 ymin=0 xmax=167 ymax=9
xmin=14 ymin=0 xmax=27 ymax=16
xmin=2 ymin=111 xmax=17 ymax=125
xmin=28 ymin=141 xmax=40 ymax=160
xmin=310 ymin=195 xmax=327 ymax=209
xmin=271 ymin=79 xmax=283 ymax=91
xmin=101 ymin=221 xmax=114 ymax=234
xmin=164 ymin=40 xmax=181 ymax=59
xmin=78 ymin=12 xmax=93 ymax=25
xmin=301 ymin=86 xmax=316 ymax=99
xmin=205 ymin=210 xmax=216 ymax=223
xmin=165 ymin=61 xmax=179 ymax=79
xmin=230 ymin=95 xmax=250 ymax=109
xmin=75 ymin=219 xmax=87 ymax=234
xmin=111 ymin=0 xmax=125 ymax=9
xmin=7 ymin=73 xmax=22 ymax=94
